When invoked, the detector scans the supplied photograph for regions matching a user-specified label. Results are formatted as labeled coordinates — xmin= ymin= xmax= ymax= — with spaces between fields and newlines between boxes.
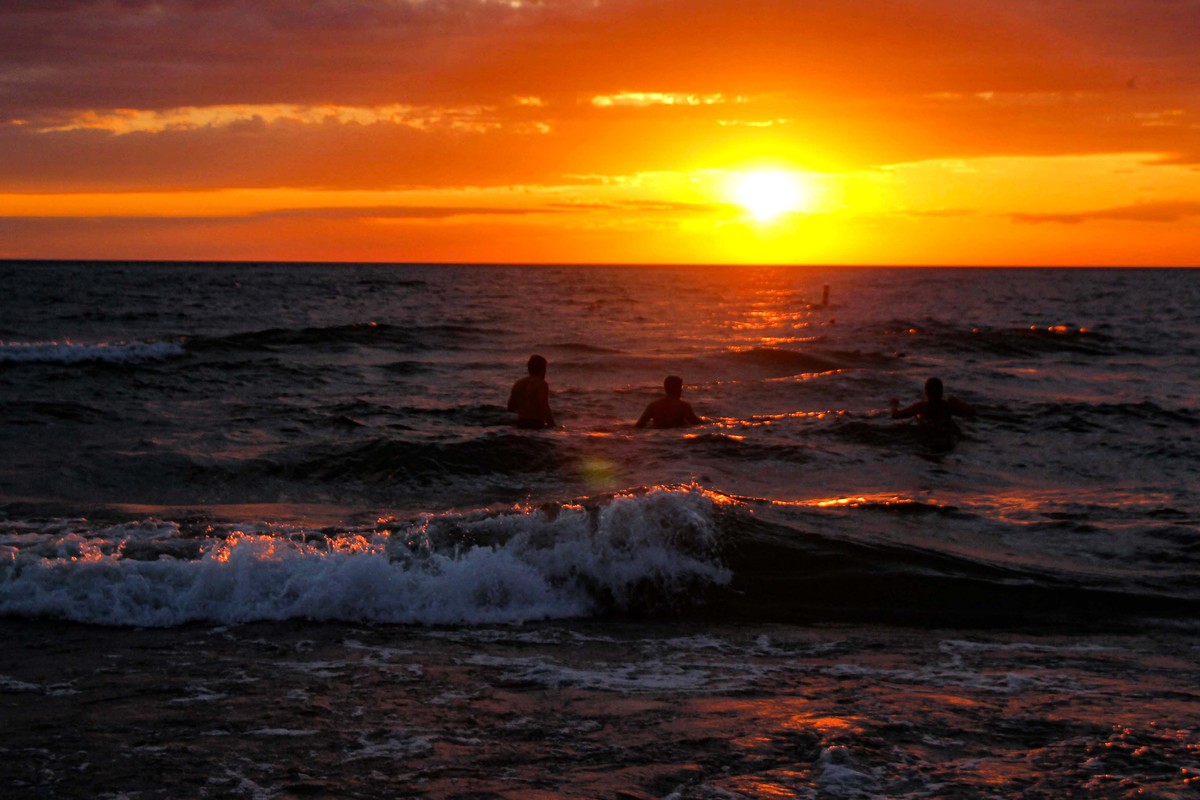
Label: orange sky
xmin=1 ymin=0 xmax=1198 ymax=265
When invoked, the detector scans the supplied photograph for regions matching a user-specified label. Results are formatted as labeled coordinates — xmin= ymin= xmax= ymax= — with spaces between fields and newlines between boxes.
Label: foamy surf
xmin=0 ymin=339 xmax=186 ymax=364
xmin=0 ymin=487 xmax=730 ymax=627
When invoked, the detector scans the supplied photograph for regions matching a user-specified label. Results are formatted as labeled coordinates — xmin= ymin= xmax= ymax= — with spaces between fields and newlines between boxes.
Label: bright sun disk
xmin=731 ymin=170 xmax=808 ymax=222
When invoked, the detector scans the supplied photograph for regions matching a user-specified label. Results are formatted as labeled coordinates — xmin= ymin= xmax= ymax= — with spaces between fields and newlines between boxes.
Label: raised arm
xmin=890 ymin=398 xmax=923 ymax=420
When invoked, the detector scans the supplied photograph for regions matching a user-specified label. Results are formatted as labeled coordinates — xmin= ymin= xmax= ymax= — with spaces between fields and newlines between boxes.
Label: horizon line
xmin=1 ymin=258 xmax=1193 ymax=269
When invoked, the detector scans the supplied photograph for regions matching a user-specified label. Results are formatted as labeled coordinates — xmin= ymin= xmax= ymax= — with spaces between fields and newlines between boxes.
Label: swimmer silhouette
xmin=890 ymin=376 xmax=975 ymax=445
xmin=508 ymin=354 xmax=555 ymax=429
xmin=636 ymin=375 xmax=703 ymax=429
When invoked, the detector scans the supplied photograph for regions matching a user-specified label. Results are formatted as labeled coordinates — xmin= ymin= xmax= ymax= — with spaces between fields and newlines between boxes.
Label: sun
xmin=730 ymin=169 xmax=810 ymax=222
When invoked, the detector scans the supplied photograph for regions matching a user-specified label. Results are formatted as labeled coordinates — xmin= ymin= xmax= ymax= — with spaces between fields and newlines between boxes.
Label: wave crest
xmin=0 ymin=487 xmax=730 ymax=627
xmin=0 ymin=339 xmax=185 ymax=365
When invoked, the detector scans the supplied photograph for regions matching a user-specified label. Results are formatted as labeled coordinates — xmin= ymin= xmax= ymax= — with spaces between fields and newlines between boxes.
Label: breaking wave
xmin=0 ymin=487 xmax=730 ymax=627
xmin=0 ymin=339 xmax=186 ymax=365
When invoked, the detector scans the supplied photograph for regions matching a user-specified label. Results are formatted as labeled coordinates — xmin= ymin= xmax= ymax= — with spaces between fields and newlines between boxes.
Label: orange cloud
xmin=2 ymin=0 xmax=1199 ymax=263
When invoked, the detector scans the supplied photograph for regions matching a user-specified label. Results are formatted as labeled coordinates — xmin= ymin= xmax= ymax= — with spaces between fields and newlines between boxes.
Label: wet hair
xmin=664 ymin=375 xmax=683 ymax=398
xmin=527 ymin=354 xmax=547 ymax=377
xmin=924 ymin=376 xmax=944 ymax=402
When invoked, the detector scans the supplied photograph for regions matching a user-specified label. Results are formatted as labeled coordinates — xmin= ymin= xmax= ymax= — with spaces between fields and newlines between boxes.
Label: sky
xmin=1 ymin=0 xmax=1198 ymax=265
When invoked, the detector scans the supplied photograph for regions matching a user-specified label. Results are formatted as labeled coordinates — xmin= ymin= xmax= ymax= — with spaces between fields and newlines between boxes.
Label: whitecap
xmin=0 ymin=339 xmax=185 ymax=365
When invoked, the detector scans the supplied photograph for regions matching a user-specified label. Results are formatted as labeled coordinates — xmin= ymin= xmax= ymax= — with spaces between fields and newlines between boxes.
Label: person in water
xmin=636 ymin=375 xmax=703 ymax=429
xmin=890 ymin=377 xmax=976 ymax=441
xmin=508 ymin=354 xmax=556 ymax=429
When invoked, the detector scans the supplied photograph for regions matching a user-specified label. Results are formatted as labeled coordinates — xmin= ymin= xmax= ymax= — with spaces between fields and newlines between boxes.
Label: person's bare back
xmin=508 ymin=355 xmax=555 ymax=428
xmin=636 ymin=375 xmax=702 ymax=429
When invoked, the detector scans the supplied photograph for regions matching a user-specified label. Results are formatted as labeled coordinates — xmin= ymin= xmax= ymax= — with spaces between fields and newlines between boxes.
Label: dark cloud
xmin=0 ymin=0 xmax=570 ymax=115
xmin=547 ymin=200 xmax=724 ymax=213
xmin=0 ymin=202 xmax=559 ymax=261
xmin=0 ymin=118 xmax=574 ymax=192
xmin=249 ymin=205 xmax=552 ymax=220
xmin=5 ymin=0 xmax=1193 ymax=117
xmin=0 ymin=204 xmax=549 ymax=230
xmin=1012 ymin=201 xmax=1200 ymax=225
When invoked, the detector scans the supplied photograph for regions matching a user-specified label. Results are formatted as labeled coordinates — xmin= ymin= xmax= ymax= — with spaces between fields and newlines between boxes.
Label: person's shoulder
xmin=947 ymin=396 xmax=976 ymax=415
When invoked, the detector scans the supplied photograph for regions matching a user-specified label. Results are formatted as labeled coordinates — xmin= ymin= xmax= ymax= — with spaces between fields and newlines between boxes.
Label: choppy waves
xmin=2 ymin=265 xmax=1198 ymax=634
xmin=187 ymin=321 xmax=496 ymax=354
xmin=267 ymin=433 xmax=565 ymax=484
xmin=0 ymin=321 xmax=506 ymax=367
xmin=883 ymin=321 xmax=1117 ymax=357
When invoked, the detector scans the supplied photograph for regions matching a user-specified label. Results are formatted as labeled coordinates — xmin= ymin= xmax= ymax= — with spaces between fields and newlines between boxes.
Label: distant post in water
xmin=822 ymin=285 xmax=830 ymax=308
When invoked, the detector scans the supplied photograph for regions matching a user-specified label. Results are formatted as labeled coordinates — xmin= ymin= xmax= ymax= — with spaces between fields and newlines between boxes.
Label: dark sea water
xmin=1 ymin=262 xmax=1198 ymax=798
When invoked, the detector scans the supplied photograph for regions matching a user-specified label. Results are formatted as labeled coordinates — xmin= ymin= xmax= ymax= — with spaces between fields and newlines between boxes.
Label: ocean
xmin=1 ymin=262 xmax=1197 ymax=798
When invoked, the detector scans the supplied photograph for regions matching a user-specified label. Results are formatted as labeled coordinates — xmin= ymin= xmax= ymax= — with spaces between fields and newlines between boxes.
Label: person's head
xmin=664 ymin=375 xmax=683 ymax=399
xmin=924 ymin=376 xmax=944 ymax=402
xmin=527 ymin=354 xmax=547 ymax=377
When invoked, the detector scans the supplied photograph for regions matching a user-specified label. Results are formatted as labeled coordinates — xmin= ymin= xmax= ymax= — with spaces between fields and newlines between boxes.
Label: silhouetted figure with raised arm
xmin=508 ymin=354 xmax=555 ymax=429
xmin=636 ymin=375 xmax=703 ymax=429
xmin=890 ymin=376 xmax=975 ymax=445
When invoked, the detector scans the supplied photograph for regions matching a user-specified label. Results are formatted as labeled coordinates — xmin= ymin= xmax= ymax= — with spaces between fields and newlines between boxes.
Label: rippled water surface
xmin=1 ymin=263 xmax=1197 ymax=798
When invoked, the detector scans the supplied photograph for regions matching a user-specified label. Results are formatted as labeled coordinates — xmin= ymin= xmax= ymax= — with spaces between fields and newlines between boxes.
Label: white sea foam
xmin=1 ymin=519 xmax=182 ymax=560
xmin=344 ymin=730 xmax=434 ymax=761
xmin=169 ymin=689 xmax=229 ymax=704
xmin=275 ymin=661 xmax=349 ymax=678
xmin=0 ymin=487 xmax=730 ymax=627
xmin=940 ymin=639 xmax=1123 ymax=655
xmin=463 ymin=654 xmax=726 ymax=692
xmin=819 ymin=659 xmax=1083 ymax=694
xmin=0 ymin=675 xmax=42 ymax=692
xmin=814 ymin=745 xmax=881 ymax=797
xmin=658 ymin=634 xmax=730 ymax=652
xmin=0 ymin=339 xmax=185 ymax=364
